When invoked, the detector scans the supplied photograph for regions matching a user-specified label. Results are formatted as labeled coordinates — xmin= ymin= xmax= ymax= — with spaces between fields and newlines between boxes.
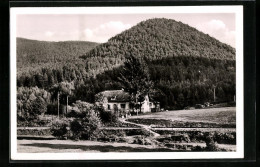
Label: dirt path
xmin=119 ymin=118 xmax=160 ymax=137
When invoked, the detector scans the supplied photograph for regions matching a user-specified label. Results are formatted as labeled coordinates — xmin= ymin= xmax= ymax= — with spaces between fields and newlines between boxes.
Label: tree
xmin=50 ymin=81 xmax=74 ymax=118
xmin=118 ymin=54 xmax=153 ymax=115
xmin=31 ymin=97 xmax=47 ymax=116
xmin=59 ymin=81 xmax=75 ymax=114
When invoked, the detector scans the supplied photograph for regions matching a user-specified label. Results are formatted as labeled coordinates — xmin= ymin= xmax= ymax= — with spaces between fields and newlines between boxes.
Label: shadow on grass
xmin=21 ymin=142 xmax=178 ymax=152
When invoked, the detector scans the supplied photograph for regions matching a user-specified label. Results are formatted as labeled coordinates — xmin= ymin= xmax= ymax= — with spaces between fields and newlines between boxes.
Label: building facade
xmin=95 ymin=90 xmax=159 ymax=114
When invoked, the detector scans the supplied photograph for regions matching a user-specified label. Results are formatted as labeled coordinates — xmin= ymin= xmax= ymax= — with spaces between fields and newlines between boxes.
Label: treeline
xmin=17 ymin=55 xmax=235 ymax=110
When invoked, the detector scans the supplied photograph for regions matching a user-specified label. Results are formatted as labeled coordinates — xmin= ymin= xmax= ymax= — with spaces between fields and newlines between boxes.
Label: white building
xmin=95 ymin=90 xmax=159 ymax=114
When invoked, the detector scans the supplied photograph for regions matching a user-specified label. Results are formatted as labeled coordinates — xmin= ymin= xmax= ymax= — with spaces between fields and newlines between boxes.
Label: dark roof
xmin=97 ymin=90 xmax=130 ymax=102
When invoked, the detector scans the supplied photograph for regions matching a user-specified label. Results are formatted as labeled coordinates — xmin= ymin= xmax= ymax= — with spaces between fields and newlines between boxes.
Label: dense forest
xmin=17 ymin=38 xmax=99 ymax=77
xmin=17 ymin=18 xmax=236 ymax=117
xmin=80 ymin=18 xmax=235 ymax=76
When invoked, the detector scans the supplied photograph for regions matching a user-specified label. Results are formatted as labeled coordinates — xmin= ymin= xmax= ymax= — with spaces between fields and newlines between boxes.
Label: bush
xmin=204 ymin=132 xmax=219 ymax=151
xmin=50 ymin=118 xmax=71 ymax=139
xmin=66 ymin=110 xmax=84 ymax=118
xmin=70 ymin=110 xmax=102 ymax=140
xmin=46 ymin=103 xmax=61 ymax=115
xmin=99 ymin=107 xmax=118 ymax=123
xmin=191 ymin=145 xmax=204 ymax=151
xmin=214 ymin=132 xmax=236 ymax=144
xmin=70 ymin=119 xmax=83 ymax=139
xmin=31 ymin=97 xmax=47 ymax=115
xmin=17 ymin=128 xmax=51 ymax=136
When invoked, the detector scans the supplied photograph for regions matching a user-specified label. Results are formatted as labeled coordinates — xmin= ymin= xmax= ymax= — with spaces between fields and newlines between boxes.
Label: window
xmin=121 ymin=104 xmax=126 ymax=109
xmin=107 ymin=104 xmax=110 ymax=110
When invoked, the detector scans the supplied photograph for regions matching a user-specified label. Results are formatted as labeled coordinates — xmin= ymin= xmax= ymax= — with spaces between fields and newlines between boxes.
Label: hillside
xmin=17 ymin=38 xmax=99 ymax=69
xmin=17 ymin=18 xmax=236 ymax=109
xmin=81 ymin=18 xmax=235 ymax=75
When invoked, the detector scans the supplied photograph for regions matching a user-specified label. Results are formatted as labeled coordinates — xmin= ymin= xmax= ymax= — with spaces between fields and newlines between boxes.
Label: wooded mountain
xmin=81 ymin=18 xmax=235 ymax=75
xmin=17 ymin=18 xmax=236 ymax=109
xmin=17 ymin=37 xmax=98 ymax=69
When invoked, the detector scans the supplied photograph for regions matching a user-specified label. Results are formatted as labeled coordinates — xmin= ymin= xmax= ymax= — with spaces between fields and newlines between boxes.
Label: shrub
xmin=204 ymin=132 xmax=219 ymax=151
xmin=66 ymin=100 xmax=95 ymax=118
xmin=50 ymin=118 xmax=70 ymax=139
xmin=98 ymin=107 xmax=118 ymax=123
xmin=125 ymin=128 xmax=150 ymax=136
xmin=66 ymin=110 xmax=84 ymax=118
xmin=214 ymin=132 xmax=236 ymax=144
xmin=70 ymin=110 xmax=102 ymax=140
xmin=46 ymin=103 xmax=61 ymax=115
xmin=70 ymin=119 xmax=83 ymax=139
xmin=191 ymin=145 xmax=204 ymax=151
xmin=31 ymin=97 xmax=47 ymax=116
xmin=17 ymin=128 xmax=51 ymax=136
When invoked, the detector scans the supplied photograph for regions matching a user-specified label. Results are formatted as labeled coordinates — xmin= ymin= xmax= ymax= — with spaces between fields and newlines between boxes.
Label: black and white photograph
xmin=10 ymin=6 xmax=244 ymax=160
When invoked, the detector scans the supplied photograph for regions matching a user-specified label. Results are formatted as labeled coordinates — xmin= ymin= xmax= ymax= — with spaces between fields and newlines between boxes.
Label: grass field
xmin=129 ymin=107 xmax=235 ymax=123
xmin=127 ymin=107 xmax=236 ymax=128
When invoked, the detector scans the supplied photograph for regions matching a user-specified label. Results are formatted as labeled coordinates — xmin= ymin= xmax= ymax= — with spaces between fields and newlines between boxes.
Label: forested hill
xmin=81 ymin=18 xmax=235 ymax=74
xmin=17 ymin=18 xmax=236 ymax=109
xmin=17 ymin=37 xmax=99 ymax=69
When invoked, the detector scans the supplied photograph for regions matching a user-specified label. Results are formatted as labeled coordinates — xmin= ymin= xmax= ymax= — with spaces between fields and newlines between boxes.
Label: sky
xmin=16 ymin=13 xmax=236 ymax=47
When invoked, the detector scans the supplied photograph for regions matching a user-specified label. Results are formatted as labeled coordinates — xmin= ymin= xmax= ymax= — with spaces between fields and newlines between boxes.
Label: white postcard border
xmin=10 ymin=6 xmax=244 ymax=160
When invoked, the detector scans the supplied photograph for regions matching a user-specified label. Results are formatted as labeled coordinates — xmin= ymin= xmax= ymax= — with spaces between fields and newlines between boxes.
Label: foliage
xmin=67 ymin=100 xmax=94 ymax=118
xmin=46 ymin=103 xmax=59 ymax=115
xmin=98 ymin=107 xmax=118 ymax=123
xmin=31 ymin=96 xmax=47 ymax=115
xmin=72 ymin=100 xmax=93 ymax=112
xmin=204 ymin=132 xmax=219 ymax=151
xmin=17 ymin=18 xmax=236 ymax=110
xmin=50 ymin=118 xmax=71 ymax=139
xmin=118 ymin=54 xmax=153 ymax=112
xmin=127 ymin=118 xmax=235 ymax=128
xmin=17 ymin=87 xmax=50 ymax=121
xmin=70 ymin=110 xmax=102 ymax=140
xmin=17 ymin=37 xmax=98 ymax=69
xmin=17 ymin=128 xmax=51 ymax=136
xmin=81 ymin=18 xmax=235 ymax=75
xmin=49 ymin=81 xmax=74 ymax=104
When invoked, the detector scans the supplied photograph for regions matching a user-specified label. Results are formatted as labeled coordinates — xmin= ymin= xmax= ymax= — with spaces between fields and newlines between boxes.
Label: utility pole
xmin=66 ymin=95 xmax=68 ymax=115
xmin=136 ymin=96 xmax=138 ymax=116
xmin=57 ymin=92 xmax=60 ymax=119
xmin=213 ymin=85 xmax=216 ymax=102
